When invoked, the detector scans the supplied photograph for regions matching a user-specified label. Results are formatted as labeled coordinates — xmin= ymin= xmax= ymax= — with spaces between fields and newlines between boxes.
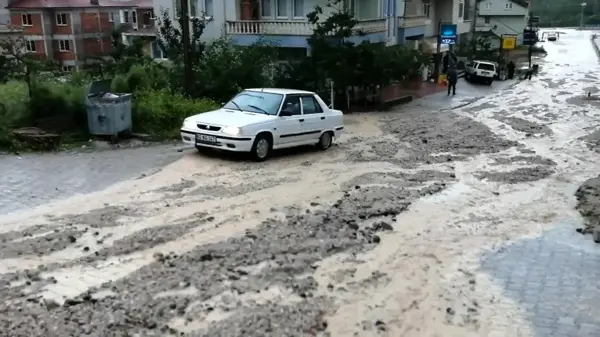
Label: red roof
xmin=7 ymin=0 xmax=153 ymax=9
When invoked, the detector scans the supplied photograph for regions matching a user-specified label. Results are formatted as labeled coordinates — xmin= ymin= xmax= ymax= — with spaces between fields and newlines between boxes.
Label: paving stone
xmin=0 ymin=145 xmax=184 ymax=215
xmin=481 ymin=225 xmax=600 ymax=337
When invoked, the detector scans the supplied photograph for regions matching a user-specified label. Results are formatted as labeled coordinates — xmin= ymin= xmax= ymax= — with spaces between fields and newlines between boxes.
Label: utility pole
xmin=433 ymin=20 xmax=441 ymax=84
xmin=470 ymin=0 xmax=480 ymax=56
xmin=180 ymin=0 xmax=192 ymax=96
xmin=528 ymin=14 xmax=532 ymax=68
xmin=580 ymin=2 xmax=587 ymax=29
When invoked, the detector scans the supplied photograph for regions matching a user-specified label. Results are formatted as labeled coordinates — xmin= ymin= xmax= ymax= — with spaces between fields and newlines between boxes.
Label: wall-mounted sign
xmin=501 ymin=35 xmax=517 ymax=49
xmin=439 ymin=24 xmax=457 ymax=45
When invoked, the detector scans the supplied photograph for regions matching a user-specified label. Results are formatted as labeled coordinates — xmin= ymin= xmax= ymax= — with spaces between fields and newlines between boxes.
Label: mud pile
xmin=0 ymin=177 xmax=450 ymax=336
xmin=575 ymin=175 xmax=600 ymax=241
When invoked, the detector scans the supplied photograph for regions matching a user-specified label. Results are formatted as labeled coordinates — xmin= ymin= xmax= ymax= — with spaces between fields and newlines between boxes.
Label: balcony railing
xmin=226 ymin=18 xmax=386 ymax=36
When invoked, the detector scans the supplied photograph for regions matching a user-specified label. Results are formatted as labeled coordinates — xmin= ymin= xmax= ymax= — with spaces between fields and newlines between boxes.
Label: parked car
xmin=464 ymin=60 xmax=497 ymax=85
xmin=180 ymin=88 xmax=344 ymax=161
xmin=547 ymin=32 xmax=557 ymax=41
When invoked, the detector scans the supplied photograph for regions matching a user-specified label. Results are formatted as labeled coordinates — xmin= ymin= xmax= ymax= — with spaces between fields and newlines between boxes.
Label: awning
xmin=420 ymin=37 xmax=450 ymax=54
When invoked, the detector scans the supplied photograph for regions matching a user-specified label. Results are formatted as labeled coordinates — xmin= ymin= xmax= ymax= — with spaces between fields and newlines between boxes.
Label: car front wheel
xmin=251 ymin=134 xmax=272 ymax=161
xmin=318 ymin=131 xmax=333 ymax=150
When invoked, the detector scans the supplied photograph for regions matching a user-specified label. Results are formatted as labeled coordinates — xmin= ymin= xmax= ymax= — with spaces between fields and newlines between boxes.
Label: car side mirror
xmin=279 ymin=110 xmax=293 ymax=117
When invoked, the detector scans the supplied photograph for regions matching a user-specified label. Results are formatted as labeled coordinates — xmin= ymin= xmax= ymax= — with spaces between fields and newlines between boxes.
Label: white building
xmin=475 ymin=0 xmax=529 ymax=45
xmin=150 ymin=0 xmax=477 ymax=57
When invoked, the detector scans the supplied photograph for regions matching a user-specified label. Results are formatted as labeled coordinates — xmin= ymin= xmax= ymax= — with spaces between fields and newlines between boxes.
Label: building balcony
xmin=399 ymin=0 xmax=428 ymax=28
xmin=225 ymin=18 xmax=386 ymax=36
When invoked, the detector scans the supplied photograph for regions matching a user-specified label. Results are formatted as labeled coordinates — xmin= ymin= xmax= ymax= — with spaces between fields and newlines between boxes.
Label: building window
xmin=142 ymin=11 xmax=152 ymax=25
xmin=484 ymin=16 xmax=490 ymax=23
xmin=56 ymin=13 xmax=67 ymax=26
xmin=423 ymin=0 xmax=431 ymax=18
xmin=458 ymin=0 xmax=464 ymax=19
xmin=205 ymin=0 xmax=214 ymax=16
xmin=21 ymin=14 xmax=32 ymax=26
xmin=109 ymin=12 xmax=114 ymax=22
xmin=261 ymin=0 xmax=272 ymax=17
xmin=276 ymin=0 xmax=287 ymax=17
xmin=25 ymin=40 xmax=35 ymax=52
xmin=62 ymin=65 xmax=74 ymax=72
xmin=151 ymin=40 xmax=166 ymax=59
xmin=293 ymin=0 xmax=304 ymax=17
xmin=485 ymin=2 xmax=491 ymax=10
xmin=132 ymin=10 xmax=137 ymax=24
xmin=505 ymin=2 xmax=513 ymax=9
xmin=58 ymin=40 xmax=71 ymax=52
xmin=122 ymin=10 xmax=129 ymax=23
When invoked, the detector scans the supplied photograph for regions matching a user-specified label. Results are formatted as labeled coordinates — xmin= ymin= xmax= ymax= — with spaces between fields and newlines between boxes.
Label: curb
xmin=591 ymin=36 xmax=600 ymax=60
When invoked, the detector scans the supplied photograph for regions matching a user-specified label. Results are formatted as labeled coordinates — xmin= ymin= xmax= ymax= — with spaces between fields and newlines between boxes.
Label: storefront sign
xmin=439 ymin=24 xmax=457 ymax=45
xmin=523 ymin=28 xmax=538 ymax=45
xmin=501 ymin=35 xmax=517 ymax=49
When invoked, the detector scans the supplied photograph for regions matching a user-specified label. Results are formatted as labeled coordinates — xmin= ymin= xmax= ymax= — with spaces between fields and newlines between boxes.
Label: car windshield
xmin=477 ymin=63 xmax=495 ymax=71
xmin=223 ymin=91 xmax=283 ymax=115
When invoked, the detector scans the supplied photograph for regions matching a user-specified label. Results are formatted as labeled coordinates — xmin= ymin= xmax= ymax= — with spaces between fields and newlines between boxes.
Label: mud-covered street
xmin=3 ymin=29 xmax=600 ymax=337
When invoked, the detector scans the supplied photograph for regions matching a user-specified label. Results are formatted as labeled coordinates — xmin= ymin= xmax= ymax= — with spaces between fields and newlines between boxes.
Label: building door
xmin=385 ymin=0 xmax=396 ymax=46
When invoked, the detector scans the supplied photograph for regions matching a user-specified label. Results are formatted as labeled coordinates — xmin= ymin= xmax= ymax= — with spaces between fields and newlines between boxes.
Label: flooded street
xmin=2 ymin=29 xmax=600 ymax=337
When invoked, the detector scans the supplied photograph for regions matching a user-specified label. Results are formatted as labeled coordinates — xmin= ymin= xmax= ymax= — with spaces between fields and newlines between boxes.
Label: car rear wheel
xmin=251 ymin=134 xmax=271 ymax=161
xmin=318 ymin=131 xmax=333 ymax=150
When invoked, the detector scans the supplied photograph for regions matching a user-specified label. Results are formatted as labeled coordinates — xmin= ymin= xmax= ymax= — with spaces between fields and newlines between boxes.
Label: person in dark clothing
xmin=447 ymin=65 xmax=458 ymax=96
xmin=507 ymin=61 xmax=515 ymax=80
xmin=442 ymin=54 xmax=449 ymax=74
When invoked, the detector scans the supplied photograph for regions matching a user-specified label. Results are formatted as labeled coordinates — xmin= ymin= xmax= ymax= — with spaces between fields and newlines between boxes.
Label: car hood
xmin=189 ymin=108 xmax=276 ymax=127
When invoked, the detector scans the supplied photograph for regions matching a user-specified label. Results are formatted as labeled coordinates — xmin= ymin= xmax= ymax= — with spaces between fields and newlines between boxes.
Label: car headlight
xmin=183 ymin=118 xmax=194 ymax=127
xmin=222 ymin=126 xmax=241 ymax=135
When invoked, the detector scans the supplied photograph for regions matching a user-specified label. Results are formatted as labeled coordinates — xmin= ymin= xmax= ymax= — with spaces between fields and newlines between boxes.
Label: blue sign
xmin=439 ymin=24 xmax=457 ymax=45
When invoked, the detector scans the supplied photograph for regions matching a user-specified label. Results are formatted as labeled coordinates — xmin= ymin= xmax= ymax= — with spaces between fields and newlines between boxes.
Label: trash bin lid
xmin=86 ymin=79 xmax=113 ymax=96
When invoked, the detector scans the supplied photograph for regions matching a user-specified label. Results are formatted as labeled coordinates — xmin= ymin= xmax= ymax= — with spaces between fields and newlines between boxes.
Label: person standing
xmin=507 ymin=61 xmax=515 ymax=80
xmin=443 ymin=54 xmax=449 ymax=74
xmin=447 ymin=65 xmax=458 ymax=96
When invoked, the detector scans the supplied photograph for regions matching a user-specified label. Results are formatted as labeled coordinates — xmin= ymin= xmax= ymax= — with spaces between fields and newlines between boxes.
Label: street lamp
xmin=580 ymin=2 xmax=587 ymax=29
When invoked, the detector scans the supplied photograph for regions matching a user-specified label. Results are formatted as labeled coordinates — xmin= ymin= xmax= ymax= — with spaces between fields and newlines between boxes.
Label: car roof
xmin=245 ymin=88 xmax=316 ymax=95
xmin=474 ymin=60 xmax=496 ymax=65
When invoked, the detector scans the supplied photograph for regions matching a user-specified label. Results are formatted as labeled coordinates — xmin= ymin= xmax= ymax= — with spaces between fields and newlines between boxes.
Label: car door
xmin=275 ymin=94 xmax=306 ymax=146
xmin=300 ymin=94 xmax=326 ymax=142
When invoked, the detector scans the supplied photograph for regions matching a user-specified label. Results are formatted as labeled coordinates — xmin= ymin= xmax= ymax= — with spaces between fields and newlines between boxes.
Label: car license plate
xmin=482 ymin=71 xmax=490 ymax=75
xmin=196 ymin=134 xmax=217 ymax=143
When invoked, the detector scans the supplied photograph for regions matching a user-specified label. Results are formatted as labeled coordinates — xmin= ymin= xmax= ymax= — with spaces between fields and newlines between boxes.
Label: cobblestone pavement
xmin=482 ymin=225 xmax=600 ymax=337
xmin=0 ymin=144 xmax=184 ymax=215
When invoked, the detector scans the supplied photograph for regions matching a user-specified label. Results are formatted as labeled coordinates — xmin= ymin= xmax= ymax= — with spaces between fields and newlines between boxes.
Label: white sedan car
xmin=180 ymin=88 xmax=344 ymax=161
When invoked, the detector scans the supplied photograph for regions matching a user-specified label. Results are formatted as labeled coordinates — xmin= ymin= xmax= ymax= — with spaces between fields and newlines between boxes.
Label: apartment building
xmin=475 ymin=0 xmax=529 ymax=45
xmin=6 ymin=0 xmax=151 ymax=70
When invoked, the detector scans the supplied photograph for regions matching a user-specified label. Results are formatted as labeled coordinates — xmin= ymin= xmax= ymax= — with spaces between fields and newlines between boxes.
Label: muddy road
xmin=3 ymin=29 xmax=600 ymax=337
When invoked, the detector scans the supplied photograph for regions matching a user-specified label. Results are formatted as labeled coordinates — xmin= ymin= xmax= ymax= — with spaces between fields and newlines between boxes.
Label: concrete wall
xmin=0 ymin=0 xmax=8 ymax=24
xmin=478 ymin=0 xmax=527 ymax=16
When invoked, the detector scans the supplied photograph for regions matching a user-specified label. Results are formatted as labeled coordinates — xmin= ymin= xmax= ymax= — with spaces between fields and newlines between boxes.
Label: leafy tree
xmin=0 ymin=35 xmax=56 ymax=97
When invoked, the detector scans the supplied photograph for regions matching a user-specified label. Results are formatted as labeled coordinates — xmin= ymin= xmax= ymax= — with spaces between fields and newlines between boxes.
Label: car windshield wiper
xmin=226 ymin=100 xmax=243 ymax=111
xmin=246 ymin=105 xmax=269 ymax=115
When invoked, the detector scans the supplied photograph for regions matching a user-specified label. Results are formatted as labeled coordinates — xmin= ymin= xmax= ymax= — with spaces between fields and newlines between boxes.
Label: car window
xmin=223 ymin=90 xmax=283 ymax=115
xmin=281 ymin=95 xmax=302 ymax=115
xmin=477 ymin=63 xmax=495 ymax=71
xmin=466 ymin=62 xmax=474 ymax=68
xmin=301 ymin=95 xmax=323 ymax=114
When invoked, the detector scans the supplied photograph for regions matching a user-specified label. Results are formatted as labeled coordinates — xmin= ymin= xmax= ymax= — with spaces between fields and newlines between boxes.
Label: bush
xmin=29 ymin=80 xmax=86 ymax=130
xmin=0 ymin=81 xmax=30 ymax=147
xmin=133 ymin=88 xmax=219 ymax=137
